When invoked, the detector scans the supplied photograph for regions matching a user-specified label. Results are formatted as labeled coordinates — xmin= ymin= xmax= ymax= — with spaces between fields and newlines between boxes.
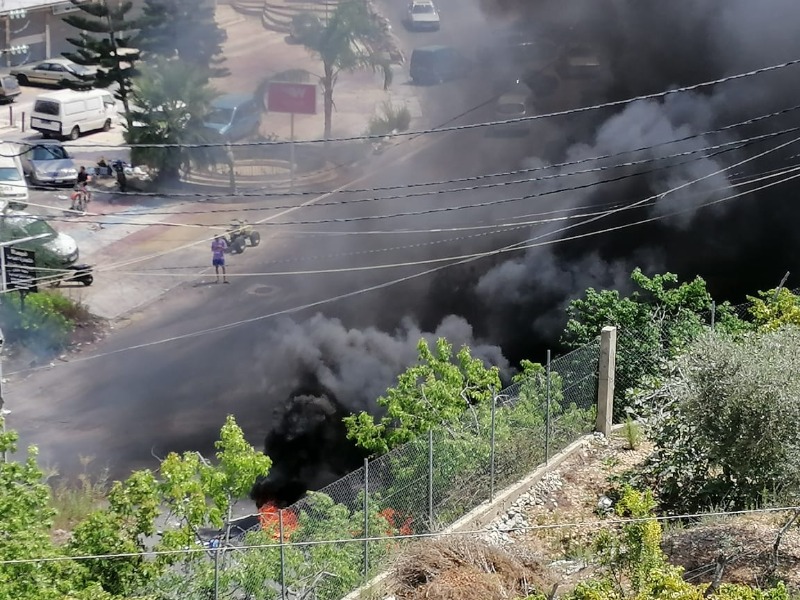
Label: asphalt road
xmin=5 ymin=2 xmax=570 ymax=480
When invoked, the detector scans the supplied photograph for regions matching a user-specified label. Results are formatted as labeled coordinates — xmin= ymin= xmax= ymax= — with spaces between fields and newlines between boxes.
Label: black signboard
xmin=3 ymin=246 xmax=37 ymax=293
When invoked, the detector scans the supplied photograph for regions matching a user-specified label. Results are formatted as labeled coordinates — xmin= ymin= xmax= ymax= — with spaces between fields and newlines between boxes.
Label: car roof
xmin=413 ymin=45 xmax=452 ymax=53
xmin=212 ymin=93 xmax=254 ymax=109
xmin=38 ymin=58 xmax=75 ymax=66
xmin=411 ymin=0 xmax=435 ymax=5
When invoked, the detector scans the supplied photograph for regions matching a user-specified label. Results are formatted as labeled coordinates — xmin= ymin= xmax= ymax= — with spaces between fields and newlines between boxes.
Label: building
xmin=0 ymin=0 xmax=145 ymax=67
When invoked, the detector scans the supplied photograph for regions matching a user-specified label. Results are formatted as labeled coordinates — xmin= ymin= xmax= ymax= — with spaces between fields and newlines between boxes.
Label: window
xmin=34 ymin=64 xmax=49 ymax=71
xmin=50 ymin=64 xmax=66 ymax=72
xmin=5 ymin=217 xmax=55 ymax=239
xmin=31 ymin=145 xmax=69 ymax=161
xmin=34 ymin=100 xmax=60 ymax=116
xmin=206 ymin=107 xmax=234 ymax=125
xmin=412 ymin=3 xmax=435 ymax=13
xmin=0 ymin=167 xmax=21 ymax=182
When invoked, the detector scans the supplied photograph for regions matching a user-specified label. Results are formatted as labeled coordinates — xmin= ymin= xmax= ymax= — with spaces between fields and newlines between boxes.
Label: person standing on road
xmin=211 ymin=236 xmax=229 ymax=284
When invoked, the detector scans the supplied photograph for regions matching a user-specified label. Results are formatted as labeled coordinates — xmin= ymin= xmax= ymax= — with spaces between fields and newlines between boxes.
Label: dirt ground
xmin=388 ymin=431 xmax=800 ymax=599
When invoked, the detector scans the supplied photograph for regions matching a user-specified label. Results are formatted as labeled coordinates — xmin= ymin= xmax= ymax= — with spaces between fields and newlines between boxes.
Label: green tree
xmin=630 ymin=327 xmax=800 ymax=511
xmin=563 ymin=268 xmax=744 ymax=419
xmin=125 ymin=58 xmax=218 ymax=181
xmin=747 ymin=287 xmax=800 ymax=331
xmin=137 ymin=0 xmax=228 ymax=78
xmin=298 ymin=0 xmax=392 ymax=140
xmin=62 ymin=0 xmax=141 ymax=121
xmin=343 ymin=338 xmax=502 ymax=455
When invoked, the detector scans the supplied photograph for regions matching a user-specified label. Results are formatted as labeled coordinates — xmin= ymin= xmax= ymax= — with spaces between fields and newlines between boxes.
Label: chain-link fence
xmin=6 ymin=338 xmax=602 ymax=600
xmin=216 ymin=338 xmax=602 ymax=600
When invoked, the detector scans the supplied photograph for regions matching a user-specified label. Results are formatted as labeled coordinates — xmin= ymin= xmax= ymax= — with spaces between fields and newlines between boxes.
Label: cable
xmin=24 ymin=102 xmax=800 ymax=205
xmin=45 ymin=56 xmax=800 ymax=150
xmin=89 ymin=165 xmax=800 ymax=279
xmin=28 ymin=127 xmax=792 ymax=237
xmin=1 ymin=504 xmax=797 ymax=564
xmin=46 ymin=126 xmax=799 ymax=221
xmin=7 ymin=137 xmax=795 ymax=360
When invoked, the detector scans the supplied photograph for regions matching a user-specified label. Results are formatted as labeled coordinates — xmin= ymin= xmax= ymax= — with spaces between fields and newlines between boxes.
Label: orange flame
xmin=259 ymin=503 xmax=299 ymax=540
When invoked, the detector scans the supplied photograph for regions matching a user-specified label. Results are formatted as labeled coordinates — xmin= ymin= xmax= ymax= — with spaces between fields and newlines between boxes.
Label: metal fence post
xmin=428 ymin=428 xmax=434 ymax=531
xmin=546 ymin=349 xmax=552 ymax=464
xmin=363 ymin=457 xmax=369 ymax=580
xmin=711 ymin=300 xmax=716 ymax=329
xmin=279 ymin=509 xmax=287 ymax=600
xmin=489 ymin=391 xmax=497 ymax=502
xmin=213 ymin=546 xmax=220 ymax=600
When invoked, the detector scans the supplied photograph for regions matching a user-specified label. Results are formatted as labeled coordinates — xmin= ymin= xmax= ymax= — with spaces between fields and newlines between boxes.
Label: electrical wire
xmin=24 ymin=126 xmax=794 ymax=235
xmin=71 ymin=164 xmax=800 ymax=280
xmin=6 ymin=135 xmax=796 ymax=360
xmin=23 ymin=102 xmax=800 ymax=204
xmin=0 ymin=504 xmax=797 ymax=564
xmin=41 ymin=55 xmax=800 ymax=150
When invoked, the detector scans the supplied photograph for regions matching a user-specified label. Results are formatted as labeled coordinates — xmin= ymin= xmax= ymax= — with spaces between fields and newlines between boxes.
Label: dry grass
xmin=391 ymin=537 xmax=556 ymax=600
xmin=663 ymin=518 xmax=800 ymax=589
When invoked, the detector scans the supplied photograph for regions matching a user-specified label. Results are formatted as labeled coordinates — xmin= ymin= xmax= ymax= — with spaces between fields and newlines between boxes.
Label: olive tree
xmin=631 ymin=326 xmax=800 ymax=511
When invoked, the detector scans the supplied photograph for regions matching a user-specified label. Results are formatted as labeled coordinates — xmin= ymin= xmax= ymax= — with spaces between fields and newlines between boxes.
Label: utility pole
xmin=0 ymin=325 xmax=6 ymax=463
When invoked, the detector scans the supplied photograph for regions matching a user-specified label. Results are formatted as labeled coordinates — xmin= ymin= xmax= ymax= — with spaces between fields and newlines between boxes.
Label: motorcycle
xmin=51 ymin=264 xmax=94 ymax=287
xmin=225 ymin=219 xmax=261 ymax=254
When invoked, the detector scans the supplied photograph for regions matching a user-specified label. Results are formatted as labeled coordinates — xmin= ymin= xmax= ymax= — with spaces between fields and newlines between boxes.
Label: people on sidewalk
xmin=211 ymin=236 xmax=229 ymax=283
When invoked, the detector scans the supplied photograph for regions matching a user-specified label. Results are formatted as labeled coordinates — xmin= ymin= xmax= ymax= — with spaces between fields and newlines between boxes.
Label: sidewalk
xmin=22 ymin=4 xmax=425 ymax=324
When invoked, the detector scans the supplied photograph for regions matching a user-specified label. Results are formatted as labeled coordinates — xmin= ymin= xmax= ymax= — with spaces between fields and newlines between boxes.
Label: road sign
xmin=267 ymin=82 xmax=317 ymax=115
xmin=2 ymin=246 xmax=37 ymax=293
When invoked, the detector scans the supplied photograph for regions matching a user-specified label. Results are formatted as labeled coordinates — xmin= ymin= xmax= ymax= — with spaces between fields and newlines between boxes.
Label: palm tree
xmin=298 ymin=0 xmax=392 ymax=140
xmin=124 ymin=59 xmax=218 ymax=182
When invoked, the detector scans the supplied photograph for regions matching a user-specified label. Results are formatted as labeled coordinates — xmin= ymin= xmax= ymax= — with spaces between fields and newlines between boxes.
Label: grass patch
xmin=368 ymin=100 xmax=412 ymax=136
xmin=49 ymin=457 xmax=109 ymax=531
xmin=622 ymin=417 xmax=643 ymax=451
xmin=0 ymin=290 xmax=93 ymax=351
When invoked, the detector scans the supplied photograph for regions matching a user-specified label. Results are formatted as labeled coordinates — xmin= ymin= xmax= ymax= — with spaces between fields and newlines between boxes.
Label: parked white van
xmin=0 ymin=142 xmax=29 ymax=209
xmin=30 ymin=89 xmax=117 ymax=140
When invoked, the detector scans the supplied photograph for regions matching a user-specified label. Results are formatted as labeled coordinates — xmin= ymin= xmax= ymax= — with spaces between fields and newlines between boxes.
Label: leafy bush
xmin=625 ymin=327 xmax=800 ymax=512
xmin=563 ymin=268 xmax=745 ymax=420
xmin=0 ymin=291 xmax=81 ymax=350
xmin=568 ymin=487 xmax=790 ymax=600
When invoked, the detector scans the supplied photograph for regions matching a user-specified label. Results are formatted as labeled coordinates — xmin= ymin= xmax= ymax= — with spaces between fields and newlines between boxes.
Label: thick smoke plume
xmin=256 ymin=0 xmax=800 ymax=504
xmin=250 ymin=314 xmax=508 ymax=505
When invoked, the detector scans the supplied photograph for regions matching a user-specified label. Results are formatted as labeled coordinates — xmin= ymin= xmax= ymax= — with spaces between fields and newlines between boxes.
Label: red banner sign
xmin=267 ymin=82 xmax=317 ymax=115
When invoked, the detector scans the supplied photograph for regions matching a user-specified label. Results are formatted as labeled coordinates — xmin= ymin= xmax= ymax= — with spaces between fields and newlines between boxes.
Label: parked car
xmin=18 ymin=140 xmax=78 ymax=187
xmin=405 ymin=0 xmax=440 ymax=31
xmin=0 ymin=75 xmax=21 ymax=103
xmin=290 ymin=13 xmax=322 ymax=43
xmin=203 ymin=94 xmax=262 ymax=142
xmin=410 ymin=46 xmax=471 ymax=85
xmin=10 ymin=58 xmax=97 ymax=89
xmin=0 ymin=211 xmax=79 ymax=269
xmin=491 ymin=82 xmax=535 ymax=136
xmin=0 ymin=143 xmax=28 ymax=208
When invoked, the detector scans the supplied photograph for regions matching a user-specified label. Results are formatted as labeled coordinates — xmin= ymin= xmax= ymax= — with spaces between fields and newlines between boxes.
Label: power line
xmin=26 ymin=102 xmax=800 ymax=204
xmin=27 ymin=127 xmax=793 ymax=236
xmin=78 ymin=165 xmax=800 ymax=280
xmin=7 ymin=137 xmax=795 ymax=363
xmin=48 ymin=56 xmax=800 ymax=149
xmin=1 ymin=504 xmax=797 ymax=564
xmin=47 ymin=126 xmax=800 ymax=220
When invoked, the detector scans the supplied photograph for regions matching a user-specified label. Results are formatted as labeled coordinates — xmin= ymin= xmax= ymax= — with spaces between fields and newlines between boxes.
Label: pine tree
xmin=61 ymin=0 xmax=141 ymax=121
xmin=137 ymin=0 xmax=228 ymax=79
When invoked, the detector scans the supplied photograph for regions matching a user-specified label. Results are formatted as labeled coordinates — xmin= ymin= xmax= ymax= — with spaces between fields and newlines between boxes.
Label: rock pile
xmin=484 ymin=471 xmax=565 ymax=545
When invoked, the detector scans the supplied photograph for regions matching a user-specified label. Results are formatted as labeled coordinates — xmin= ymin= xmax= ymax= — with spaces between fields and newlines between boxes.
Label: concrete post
xmin=596 ymin=326 xmax=617 ymax=437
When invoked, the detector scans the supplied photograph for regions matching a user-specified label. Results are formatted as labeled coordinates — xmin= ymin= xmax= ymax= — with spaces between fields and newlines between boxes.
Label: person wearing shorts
xmin=211 ymin=236 xmax=229 ymax=283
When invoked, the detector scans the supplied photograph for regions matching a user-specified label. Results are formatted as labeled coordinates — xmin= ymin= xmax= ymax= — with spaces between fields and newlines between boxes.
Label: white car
xmin=405 ymin=0 xmax=440 ymax=31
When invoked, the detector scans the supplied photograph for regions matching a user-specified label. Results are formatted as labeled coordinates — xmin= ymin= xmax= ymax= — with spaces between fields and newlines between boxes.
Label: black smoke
xmin=256 ymin=0 xmax=800 ymax=504
xmin=248 ymin=314 xmax=508 ymax=505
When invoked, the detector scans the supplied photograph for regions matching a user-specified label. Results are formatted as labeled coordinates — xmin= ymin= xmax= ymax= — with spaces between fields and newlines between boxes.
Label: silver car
xmin=10 ymin=58 xmax=97 ymax=89
xmin=405 ymin=0 xmax=440 ymax=31
xmin=19 ymin=141 xmax=78 ymax=187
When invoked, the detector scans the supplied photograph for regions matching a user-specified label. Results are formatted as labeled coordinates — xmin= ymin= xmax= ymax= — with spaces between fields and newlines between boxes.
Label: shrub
xmin=0 ymin=291 xmax=80 ymax=350
xmin=368 ymin=100 xmax=412 ymax=136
